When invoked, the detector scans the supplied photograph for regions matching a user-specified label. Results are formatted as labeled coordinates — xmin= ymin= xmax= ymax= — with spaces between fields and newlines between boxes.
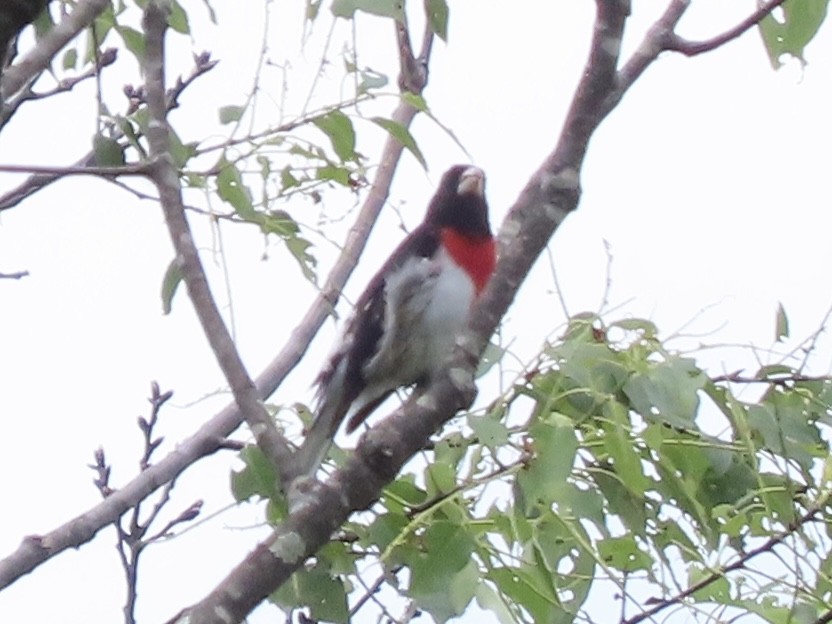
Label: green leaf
xmin=316 ymin=164 xmax=351 ymax=186
xmin=116 ymin=25 xmax=145 ymax=60
xmin=93 ymin=134 xmax=125 ymax=167
xmin=168 ymin=0 xmax=190 ymax=33
xmin=408 ymin=524 xmax=478 ymax=623
xmin=489 ymin=566 xmax=562 ymax=624
xmin=285 ymin=236 xmax=318 ymax=283
xmin=474 ymin=583 xmax=516 ymax=624
xmin=306 ymin=0 xmax=323 ymax=21
xmin=517 ymin=413 xmax=578 ymax=513
xmin=401 ymin=92 xmax=428 ymax=112
xmin=425 ymin=0 xmax=449 ymax=40
xmin=366 ymin=512 xmax=408 ymax=552
xmin=317 ymin=541 xmax=359 ymax=577
xmin=623 ymin=356 xmax=705 ymax=429
xmin=698 ymin=448 xmax=758 ymax=509
xmin=601 ymin=401 xmax=651 ymax=496
xmin=688 ymin=564 xmax=731 ymax=602
xmin=218 ymin=105 xmax=245 ymax=125
xmin=279 ymin=166 xmax=301 ymax=191
xmin=160 ymin=257 xmax=183 ymax=315
xmin=271 ymin=567 xmax=349 ymax=624
xmin=217 ymin=160 xmax=255 ymax=219
xmin=371 ymin=116 xmax=427 ymax=169
xmin=476 ymin=340 xmax=506 ymax=378
xmin=383 ymin=474 xmax=427 ymax=513
xmin=749 ymin=389 xmax=825 ymax=472
xmin=775 ymin=302 xmax=790 ymax=342
xmin=357 ymin=68 xmax=388 ymax=94
xmin=230 ymin=445 xmax=278 ymax=502
xmin=758 ymin=0 xmax=829 ymax=68
xmin=592 ymin=466 xmax=649 ymax=537
xmin=467 ymin=412 xmax=509 ymax=451
xmin=312 ymin=110 xmax=356 ymax=162
xmin=167 ymin=128 xmax=197 ymax=168
xmin=62 ymin=48 xmax=78 ymax=70
xmin=32 ymin=4 xmax=55 ymax=39
xmin=331 ymin=0 xmax=404 ymax=21
xmin=598 ymin=534 xmax=652 ymax=572
xmin=425 ymin=459 xmax=457 ymax=498
xmin=411 ymin=558 xmax=478 ymax=623
xmin=238 ymin=206 xmax=313 ymax=286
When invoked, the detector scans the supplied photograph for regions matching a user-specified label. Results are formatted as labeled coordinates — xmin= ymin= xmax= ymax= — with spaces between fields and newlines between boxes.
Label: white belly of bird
xmin=419 ymin=250 xmax=477 ymax=373
xmin=368 ymin=248 xmax=476 ymax=386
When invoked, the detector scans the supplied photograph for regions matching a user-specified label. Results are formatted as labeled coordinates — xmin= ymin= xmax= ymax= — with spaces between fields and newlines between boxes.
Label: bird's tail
xmin=286 ymin=395 xmax=343 ymax=485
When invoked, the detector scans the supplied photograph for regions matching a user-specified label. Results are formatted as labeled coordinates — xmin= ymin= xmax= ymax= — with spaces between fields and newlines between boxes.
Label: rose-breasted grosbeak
xmin=291 ymin=165 xmax=496 ymax=480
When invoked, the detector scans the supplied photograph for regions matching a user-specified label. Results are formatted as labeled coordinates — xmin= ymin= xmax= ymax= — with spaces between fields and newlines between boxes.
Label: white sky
xmin=0 ymin=1 xmax=830 ymax=622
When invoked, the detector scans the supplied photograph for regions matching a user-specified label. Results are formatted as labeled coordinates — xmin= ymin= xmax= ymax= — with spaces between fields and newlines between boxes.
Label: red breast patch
xmin=440 ymin=228 xmax=496 ymax=295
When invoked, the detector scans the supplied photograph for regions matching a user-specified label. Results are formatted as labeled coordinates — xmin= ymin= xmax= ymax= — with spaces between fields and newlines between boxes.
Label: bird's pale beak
xmin=457 ymin=167 xmax=485 ymax=197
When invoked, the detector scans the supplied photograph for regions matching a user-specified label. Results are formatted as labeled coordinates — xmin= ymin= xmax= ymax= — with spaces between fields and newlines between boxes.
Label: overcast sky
xmin=1 ymin=1 xmax=830 ymax=622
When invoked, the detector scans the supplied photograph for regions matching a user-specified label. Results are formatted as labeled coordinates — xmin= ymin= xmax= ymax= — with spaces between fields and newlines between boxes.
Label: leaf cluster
xmin=232 ymin=312 xmax=832 ymax=623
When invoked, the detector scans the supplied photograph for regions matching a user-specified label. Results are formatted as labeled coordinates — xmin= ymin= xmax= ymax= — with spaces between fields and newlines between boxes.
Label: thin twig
xmin=710 ymin=371 xmax=832 ymax=385
xmin=349 ymin=567 xmax=401 ymax=618
xmin=90 ymin=383 xmax=201 ymax=624
xmin=665 ymin=0 xmax=789 ymax=56
xmin=0 ymin=162 xmax=151 ymax=176
xmin=0 ymin=270 xmax=29 ymax=279
xmin=623 ymin=502 xmax=827 ymax=624
xmin=0 ymin=47 xmax=118 ymax=130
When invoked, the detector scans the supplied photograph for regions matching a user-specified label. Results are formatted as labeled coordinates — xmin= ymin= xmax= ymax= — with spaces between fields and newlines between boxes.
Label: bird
xmin=290 ymin=164 xmax=496 ymax=482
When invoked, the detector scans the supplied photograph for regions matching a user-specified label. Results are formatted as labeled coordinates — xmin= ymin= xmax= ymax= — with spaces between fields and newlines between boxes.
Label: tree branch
xmin=604 ymin=0 xmax=690 ymax=113
xmin=0 ymin=0 xmax=109 ymax=101
xmin=610 ymin=0 xmax=788 ymax=110
xmin=140 ymin=3 xmax=293 ymax=480
xmin=0 ymin=162 xmax=150 ymax=176
xmin=665 ymin=0 xmax=789 ymax=57
xmin=711 ymin=371 xmax=832 ymax=386
xmin=0 ymin=270 xmax=28 ymax=279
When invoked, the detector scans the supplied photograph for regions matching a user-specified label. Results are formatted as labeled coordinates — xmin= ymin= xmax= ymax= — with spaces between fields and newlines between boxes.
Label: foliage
xmin=234 ymin=312 xmax=832 ymax=623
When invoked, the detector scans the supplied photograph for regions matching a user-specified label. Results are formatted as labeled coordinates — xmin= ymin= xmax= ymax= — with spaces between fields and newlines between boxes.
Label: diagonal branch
xmin=604 ymin=0 xmax=690 ymax=113
xmin=0 ymin=2 xmax=435 ymax=593
xmin=140 ymin=3 xmax=293 ymax=481
xmin=665 ymin=0 xmax=789 ymax=57
xmin=0 ymin=270 xmax=28 ymax=279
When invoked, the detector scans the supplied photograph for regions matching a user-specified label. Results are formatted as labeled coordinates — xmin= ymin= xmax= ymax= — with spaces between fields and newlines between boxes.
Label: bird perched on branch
xmin=291 ymin=164 xmax=496 ymax=481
